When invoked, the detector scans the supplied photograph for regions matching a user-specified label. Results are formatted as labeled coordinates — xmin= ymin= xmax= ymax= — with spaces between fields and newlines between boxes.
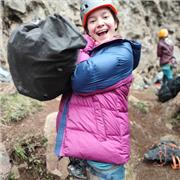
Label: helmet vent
xmin=81 ymin=4 xmax=89 ymax=12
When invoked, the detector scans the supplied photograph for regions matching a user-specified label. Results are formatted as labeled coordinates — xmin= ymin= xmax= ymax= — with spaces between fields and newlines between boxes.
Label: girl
xmin=55 ymin=0 xmax=141 ymax=179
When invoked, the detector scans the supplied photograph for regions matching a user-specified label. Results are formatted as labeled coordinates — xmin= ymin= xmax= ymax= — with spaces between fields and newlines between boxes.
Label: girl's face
xmin=87 ymin=8 xmax=118 ymax=45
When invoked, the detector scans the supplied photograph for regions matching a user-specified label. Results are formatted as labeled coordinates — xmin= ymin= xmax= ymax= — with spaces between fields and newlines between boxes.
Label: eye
xmin=89 ymin=19 xmax=96 ymax=24
xmin=103 ymin=15 xmax=109 ymax=19
xmin=90 ymin=20 xmax=95 ymax=24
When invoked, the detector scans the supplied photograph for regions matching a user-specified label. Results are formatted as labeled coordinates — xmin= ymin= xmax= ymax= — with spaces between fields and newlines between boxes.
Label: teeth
xmin=97 ymin=30 xmax=108 ymax=36
xmin=97 ymin=30 xmax=107 ymax=33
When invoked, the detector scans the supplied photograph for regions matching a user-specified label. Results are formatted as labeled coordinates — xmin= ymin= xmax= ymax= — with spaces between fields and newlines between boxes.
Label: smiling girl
xmin=55 ymin=0 xmax=141 ymax=179
xmin=86 ymin=7 xmax=118 ymax=44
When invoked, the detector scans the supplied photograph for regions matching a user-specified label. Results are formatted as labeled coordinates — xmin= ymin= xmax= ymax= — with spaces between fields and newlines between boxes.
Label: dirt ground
xmin=128 ymin=89 xmax=180 ymax=180
xmin=1 ymin=87 xmax=180 ymax=180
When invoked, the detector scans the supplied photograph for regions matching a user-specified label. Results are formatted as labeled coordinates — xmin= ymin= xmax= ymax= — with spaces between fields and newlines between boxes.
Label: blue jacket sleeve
xmin=72 ymin=42 xmax=134 ymax=94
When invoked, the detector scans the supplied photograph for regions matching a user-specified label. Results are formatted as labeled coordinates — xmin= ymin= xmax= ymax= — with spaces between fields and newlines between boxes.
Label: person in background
xmin=157 ymin=28 xmax=176 ymax=84
xmin=55 ymin=0 xmax=141 ymax=179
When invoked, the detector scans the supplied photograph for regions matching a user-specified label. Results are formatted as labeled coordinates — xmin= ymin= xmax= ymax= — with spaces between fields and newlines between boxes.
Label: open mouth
xmin=96 ymin=30 xmax=108 ymax=36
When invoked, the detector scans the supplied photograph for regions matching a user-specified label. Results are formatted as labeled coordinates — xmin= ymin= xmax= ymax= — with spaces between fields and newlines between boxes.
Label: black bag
xmin=158 ymin=82 xmax=173 ymax=102
xmin=158 ymin=76 xmax=180 ymax=102
xmin=169 ymin=76 xmax=180 ymax=97
xmin=7 ymin=14 xmax=86 ymax=101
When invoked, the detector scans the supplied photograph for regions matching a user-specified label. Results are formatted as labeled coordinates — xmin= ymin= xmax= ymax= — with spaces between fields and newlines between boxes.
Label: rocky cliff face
xmin=0 ymin=0 xmax=180 ymax=74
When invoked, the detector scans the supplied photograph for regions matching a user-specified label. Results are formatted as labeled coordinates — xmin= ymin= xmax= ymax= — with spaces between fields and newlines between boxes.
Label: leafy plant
xmin=8 ymin=172 xmax=16 ymax=180
xmin=10 ymin=135 xmax=55 ymax=179
xmin=14 ymin=144 xmax=27 ymax=160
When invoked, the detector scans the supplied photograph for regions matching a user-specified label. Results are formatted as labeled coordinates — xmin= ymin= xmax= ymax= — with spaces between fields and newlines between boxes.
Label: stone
xmin=44 ymin=112 xmax=69 ymax=179
xmin=0 ymin=143 xmax=11 ymax=180
xmin=5 ymin=0 xmax=26 ymax=14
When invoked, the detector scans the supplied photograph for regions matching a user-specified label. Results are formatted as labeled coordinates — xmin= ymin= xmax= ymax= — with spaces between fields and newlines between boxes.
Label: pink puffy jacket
xmin=55 ymin=35 xmax=141 ymax=165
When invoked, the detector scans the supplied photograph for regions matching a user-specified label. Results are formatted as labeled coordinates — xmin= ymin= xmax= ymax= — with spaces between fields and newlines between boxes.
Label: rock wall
xmin=0 ymin=0 xmax=180 ymax=73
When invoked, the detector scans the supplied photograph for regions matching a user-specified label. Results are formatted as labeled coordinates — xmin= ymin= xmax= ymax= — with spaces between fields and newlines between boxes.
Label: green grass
xmin=174 ymin=112 xmax=180 ymax=121
xmin=133 ymin=101 xmax=149 ymax=114
xmin=170 ymin=110 xmax=180 ymax=126
xmin=0 ymin=93 xmax=42 ymax=124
